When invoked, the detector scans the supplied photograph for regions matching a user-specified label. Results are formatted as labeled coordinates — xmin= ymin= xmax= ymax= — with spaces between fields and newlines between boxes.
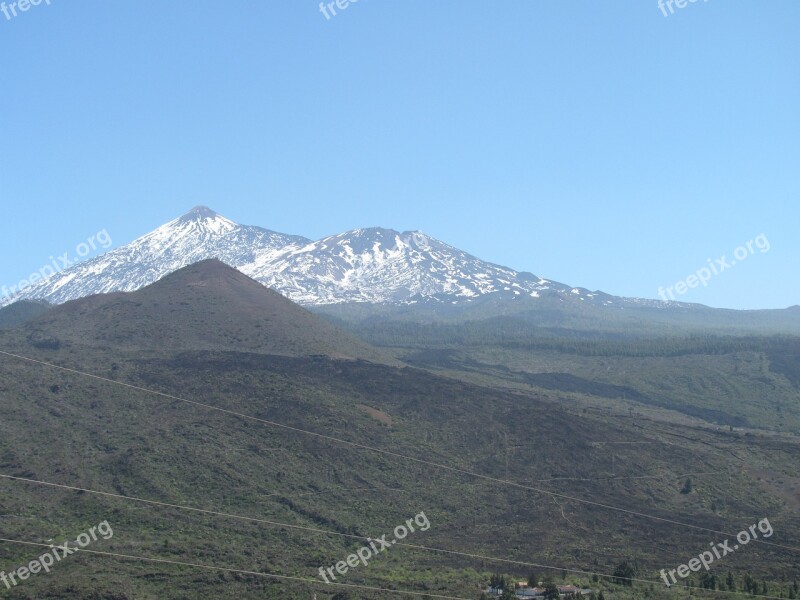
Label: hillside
xmin=334 ymin=315 xmax=800 ymax=433
xmin=0 ymin=300 xmax=50 ymax=331
xmin=316 ymin=294 xmax=800 ymax=337
xmin=0 ymin=267 xmax=799 ymax=599
xmin=13 ymin=259 xmax=392 ymax=363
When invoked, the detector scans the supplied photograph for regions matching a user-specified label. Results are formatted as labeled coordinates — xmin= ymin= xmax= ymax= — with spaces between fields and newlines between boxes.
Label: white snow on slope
xmin=2 ymin=206 xmax=650 ymax=308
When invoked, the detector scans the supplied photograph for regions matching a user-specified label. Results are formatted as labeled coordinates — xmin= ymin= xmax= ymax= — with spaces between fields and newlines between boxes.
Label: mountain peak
xmin=3 ymin=210 xmax=604 ymax=308
xmin=180 ymin=205 xmax=221 ymax=221
xmin=170 ymin=206 xmax=237 ymax=235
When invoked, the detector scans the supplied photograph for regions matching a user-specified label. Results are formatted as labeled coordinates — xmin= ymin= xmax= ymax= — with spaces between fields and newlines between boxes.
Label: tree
xmin=500 ymin=586 xmax=517 ymax=600
xmin=744 ymin=573 xmax=758 ymax=594
xmin=681 ymin=478 xmax=693 ymax=494
xmin=699 ymin=572 xmax=717 ymax=590
xmin=543 ymin=582 xmax=560 ymax=600
xmin=726 ymin=571 xmax=736 ymax=592
xmin=527 ymin=572 xmax=538 ymax=587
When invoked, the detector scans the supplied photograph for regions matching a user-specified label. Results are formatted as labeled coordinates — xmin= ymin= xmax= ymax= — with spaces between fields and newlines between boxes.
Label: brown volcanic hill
xmin=17 ymin=259 xmax=392 ymax=362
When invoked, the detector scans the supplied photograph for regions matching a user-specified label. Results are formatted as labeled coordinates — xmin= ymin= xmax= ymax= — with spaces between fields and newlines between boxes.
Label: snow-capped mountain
xmin=247 ymin=227 xmax=583 ymax=305
xmin=3 ymin=207 xmax=309 ymax=306
xmin=2 ymin=206 xmax=614 ymax=307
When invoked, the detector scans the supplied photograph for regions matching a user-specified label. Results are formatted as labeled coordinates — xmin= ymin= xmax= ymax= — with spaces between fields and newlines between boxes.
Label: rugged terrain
xmin=0 ymin=262 xmax=798 ymax=599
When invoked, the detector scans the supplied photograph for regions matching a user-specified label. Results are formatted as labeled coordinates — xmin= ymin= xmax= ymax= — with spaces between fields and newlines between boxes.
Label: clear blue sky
xmin=1 ymin=1 xmax=797 ymax=309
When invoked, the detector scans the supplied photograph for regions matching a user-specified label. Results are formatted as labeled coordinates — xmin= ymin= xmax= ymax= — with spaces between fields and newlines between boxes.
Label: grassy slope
xmin=340 ymin=318 xmax=800 ymax=434
xmin=0 ymin=272 xmax=798 ymax=599
xmin=315 ymin=294 xmax=800 ymax=336
xmin=0 ymin=338 xmax=799 ymax=599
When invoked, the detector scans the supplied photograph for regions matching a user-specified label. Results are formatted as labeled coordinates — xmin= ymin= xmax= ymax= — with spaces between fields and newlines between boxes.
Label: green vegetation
xmin=0 ymin=262 xmax=797 ymax=598
xmin=334 ymin=317 xmax=800 ymax=432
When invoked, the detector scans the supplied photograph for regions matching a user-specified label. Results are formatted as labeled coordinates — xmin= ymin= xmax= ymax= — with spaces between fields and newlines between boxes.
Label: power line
xmin=535 ymin=471 xmax=718 ymax=483
xmin=0 ymin=533 xmax=789 ymax=600
xmin=0 ymin=472 xmax=687 ymax=585
xmin=0 ymin=537 xmax=472 ymax=600
xmin=1 ymin=349 xmax=798 ymax=557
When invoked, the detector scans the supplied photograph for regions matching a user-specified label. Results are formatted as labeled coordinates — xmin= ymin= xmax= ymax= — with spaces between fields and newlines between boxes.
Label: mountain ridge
xmin=2 ymin=206 xmax=641 ymax=309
